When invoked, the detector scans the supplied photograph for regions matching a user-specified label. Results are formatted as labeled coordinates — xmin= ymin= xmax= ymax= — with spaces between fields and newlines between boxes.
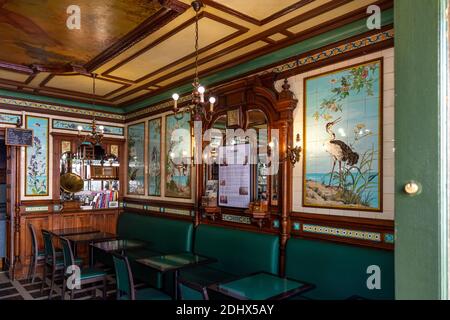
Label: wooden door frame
xmin=0 ymin=128 xmax=20 ymax=279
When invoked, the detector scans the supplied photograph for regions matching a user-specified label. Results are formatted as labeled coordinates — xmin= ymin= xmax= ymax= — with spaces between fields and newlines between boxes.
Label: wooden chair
xmin=111 ymin=253 xmax=170 ymax=300
xmin=60 ymin=237 xmax=107 ymax=300
xmin=27 ymin=223 xmax=46 ymax=283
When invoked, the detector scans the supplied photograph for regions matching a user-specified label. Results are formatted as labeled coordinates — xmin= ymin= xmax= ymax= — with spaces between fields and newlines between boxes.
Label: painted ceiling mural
xmin=0 ymin=0 xmax=393 ymax=108
xmin=0 ymin=0 xmax=163 ymax=65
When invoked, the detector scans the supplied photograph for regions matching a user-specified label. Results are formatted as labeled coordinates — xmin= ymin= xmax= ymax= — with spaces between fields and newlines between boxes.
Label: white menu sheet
xmin=218 ymin=144 xmax=251 ymax=208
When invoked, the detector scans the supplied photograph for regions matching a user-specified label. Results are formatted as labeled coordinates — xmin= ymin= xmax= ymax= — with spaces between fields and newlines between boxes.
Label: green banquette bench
xmin=285 ymin=237 xmax=394 ymax=300
xmin=179 ymin=224 xmax=280 ymax=300
xmin=95 ymin=212 xmax=194 ymax=291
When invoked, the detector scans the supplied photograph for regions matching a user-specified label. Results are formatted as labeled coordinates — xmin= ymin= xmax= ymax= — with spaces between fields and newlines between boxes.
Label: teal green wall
xmin=395 ymin=0 xmax=447 ymax=299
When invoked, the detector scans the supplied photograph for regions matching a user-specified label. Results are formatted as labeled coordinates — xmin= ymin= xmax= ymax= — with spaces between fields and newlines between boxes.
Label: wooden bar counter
xmin=16 ymin=206 xmax=120 ymax=279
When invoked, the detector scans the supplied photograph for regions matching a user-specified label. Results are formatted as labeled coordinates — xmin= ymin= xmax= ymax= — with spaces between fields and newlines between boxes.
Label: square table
xmin=48 ymin=227 xmax=100 ymax=237
xmin=207 ymin=272 xmax=315 ymax=300
xmin=65 ymin=232 xmax=117 ymax=266
xmin=136 ymin=252 xmax=216 ymax=300
xmin=90 ymin=239 xmax=150 ymax=255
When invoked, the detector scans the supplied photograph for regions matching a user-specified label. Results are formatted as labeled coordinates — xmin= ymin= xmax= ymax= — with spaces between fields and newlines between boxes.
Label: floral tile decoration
xmin=25 ymin=116 xmax=49 ymax=196
xmin=148 ymin=118 xmax=161 ymax=196
xmin=165 ymin=113 xmax=191 ymax=199
xmin=303 ymin=59 xmax=382 ymax=211
xmin=127 ymin=123 xmax=145 ymax=195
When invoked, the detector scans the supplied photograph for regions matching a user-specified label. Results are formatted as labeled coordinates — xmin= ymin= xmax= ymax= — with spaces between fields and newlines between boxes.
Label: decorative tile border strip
xmin=0 ymin=97 xmax=124 ymax=121
xmin=125 ymin=30 xmax=394 ymax=120
xmin=24 ymin=206 xmax=49 ymax=213
xmin=123 ymin=202 xmax=194 ymax=217
xmin=302 ymin=224 xmax=382 ymax=242
xmin=0 ymin=112 xmax=21 ymax=125
xmin=266 ymin=29 xmax=394 ymax=75
xmin=125 ymin=95 xmax=191 ymax=120
xmin=222 ymin=214 xmax=251 ymax=225
xmin=124 ymin=203 xmax=144 ymax=210
xmin=52 ymin=119 xmax=124 ymax=136
xmin=164 ymin=207 xmax=193 ymax=216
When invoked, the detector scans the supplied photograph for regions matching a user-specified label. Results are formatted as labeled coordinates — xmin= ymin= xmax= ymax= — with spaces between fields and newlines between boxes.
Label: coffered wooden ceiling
xmin=0 ymin=0 xmax=391 ymax=109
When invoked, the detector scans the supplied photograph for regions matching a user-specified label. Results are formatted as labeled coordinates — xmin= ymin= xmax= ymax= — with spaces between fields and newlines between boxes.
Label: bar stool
xmin=60 ymin=237 xmax=107 ymax=300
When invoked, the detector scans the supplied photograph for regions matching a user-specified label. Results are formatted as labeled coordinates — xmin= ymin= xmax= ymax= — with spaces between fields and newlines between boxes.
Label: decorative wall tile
xmin=24 ymin=206 xmax=49 ymax=212
xmin=222 ymin=214 xmax=251 ymax=225
xmin=25 ymin=116 xmax=49 ymax=196
xmin=0 ymin=97 xmax=124 ymax=120
xmin=52 ymin=119 xmax=124 ymax=136
xmin=127 ymin=123 xmax=145 ymax=195
xmin=384 ymin=233 xmax=395 ymax=243
xmin=302 ymin=224 xmax=381 ymax=242
xmin=273 ymin=219 xmax=280 ymax=228
xmin=148 ymin=118 xmax=161 ymax=196
xmin=292 ymin=222 xmax=301 ymax=231
xmin=0 ymin=113 xmax=21 ymax=125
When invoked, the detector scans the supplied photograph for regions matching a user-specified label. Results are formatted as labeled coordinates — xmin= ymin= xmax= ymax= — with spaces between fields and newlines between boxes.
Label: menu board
xmin=218 ymin=144 xmax=251 ymax=208
xmin=5 ymin=128 xmax=33 ymax=146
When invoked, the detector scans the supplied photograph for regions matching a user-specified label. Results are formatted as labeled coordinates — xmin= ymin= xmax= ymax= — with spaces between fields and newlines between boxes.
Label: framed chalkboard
xmin=5 ymin=128 xmax=34 ymax=147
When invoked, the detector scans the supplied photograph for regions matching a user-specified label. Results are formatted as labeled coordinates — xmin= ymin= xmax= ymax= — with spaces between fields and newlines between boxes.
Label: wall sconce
xmin=268 ymin=133 xmax=302 ymax=167
xmin=286 ymin=133 xmax=302 ymax=166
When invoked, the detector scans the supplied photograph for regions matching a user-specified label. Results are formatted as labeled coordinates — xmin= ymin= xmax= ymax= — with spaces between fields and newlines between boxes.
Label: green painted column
xmin=395 ymin=0 xmax=447 ymax=299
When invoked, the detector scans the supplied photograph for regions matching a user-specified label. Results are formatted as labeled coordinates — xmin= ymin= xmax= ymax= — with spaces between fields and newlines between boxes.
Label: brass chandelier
xmin=77 ymin=73 xmax=104 ymax=146
xmin=171 ymin=0 xmax=216 ymax=122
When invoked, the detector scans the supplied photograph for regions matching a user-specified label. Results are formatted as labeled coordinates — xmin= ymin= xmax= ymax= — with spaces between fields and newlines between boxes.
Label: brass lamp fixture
xmin=77 ymin=74 xmax=104 ymax=147
xmin=171 ymin=0 xmax=216 ymax=122
xmin=268 ymin=133 xmax=302 ymax=166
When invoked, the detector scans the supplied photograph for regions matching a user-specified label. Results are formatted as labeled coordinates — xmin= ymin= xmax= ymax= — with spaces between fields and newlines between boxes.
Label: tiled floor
xmin=0 ymin=268 xmax=121 ymax=300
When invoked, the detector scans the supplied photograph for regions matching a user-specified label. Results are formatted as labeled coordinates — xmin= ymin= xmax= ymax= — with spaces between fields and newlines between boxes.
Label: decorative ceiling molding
xmin=125 ymin=26 xmax=394 ymax=121
xmin=0 ymin=0 xmax=392 ymax=108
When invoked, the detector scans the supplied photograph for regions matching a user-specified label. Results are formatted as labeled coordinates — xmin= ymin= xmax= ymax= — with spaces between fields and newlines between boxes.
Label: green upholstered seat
xmin=116 ymin=213 xmax=194 ymax=253
xmin=179 ymin=225 xmax=279 ymax=300
xmin=285 ymin=238 xmax=394 ymax=300
xmin=112 ymin=212 xmax=194 ymax=289
xmin=194 ymin=225 xmax=279 ymax=275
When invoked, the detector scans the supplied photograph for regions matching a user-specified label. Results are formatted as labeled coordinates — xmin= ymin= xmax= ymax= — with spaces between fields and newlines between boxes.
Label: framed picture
xmin=25 ymin=116 xmax=49 ymax=196
xmin=127 ymin=123 xmax=145 ymax=195
xmin=61 ymin=140 xmax=71 ymax=153
xmin=165 ymin=113 xmax=191 ymax=199
xmin=110 ymin=144 xmax=119 ymax=157
xmin=148 ymin=118 xmax=161 ymax=196
xmin=227 ymin=108 xmax=241 ymax=127
xmin=302 ymin=59 xmax=383 ymax=212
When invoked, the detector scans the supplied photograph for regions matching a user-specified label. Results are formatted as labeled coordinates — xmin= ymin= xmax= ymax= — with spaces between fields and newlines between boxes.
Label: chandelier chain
xmin=194 ymin=9 xmax=199 ymax=84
